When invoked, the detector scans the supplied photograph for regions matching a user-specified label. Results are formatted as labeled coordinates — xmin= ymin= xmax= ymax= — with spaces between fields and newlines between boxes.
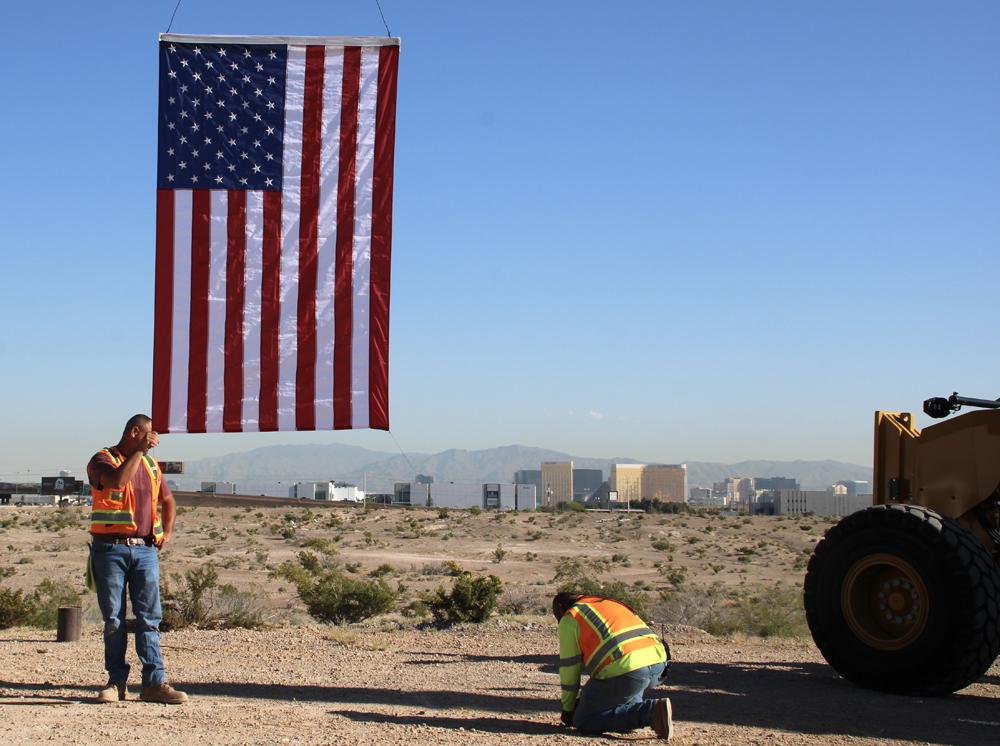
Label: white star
xmin=168 ymin=70 xmax=177 ymax=79
xmin=205 ymin=61 xmax=215 ymax=70
xmin=227 ymin=164 xmax=236 ymax=172
xmin=253 ymin=113 xmax=262 ymax=122
xmin=192 ymin=72 xmax=202 ymax=82
xmin=243 ymin=74 xmax=251 ymax=84
xmin=168 ymin=44 xmax=177 ymax=52
xmin=217 ymin=75 xmax=226 ymax=84
xmin=252 ymin=164 xmax=261 ymax=173
xmin=203 ymin=162 xmax=211 ymax=170
xmin=240 ymin=177 xmax=248 ymax=185
xmin=230 ymin=62 xmax=238 ymax=70
xmin=167 ymin=174 xmax=175 ymax=182
xmin=179 ymin=135 xmax=188 ymax=144
xmin=204 ymin=112 xmax=213 ymax=120
xmin=240 ymin=127 xmax=248 ymax=134
xmin=180 ymin=59 xmax=189 ymax=68
xmin=179 ymin=110 xmax=189 ymax=119
xmin=254 ymin=88 xmax=263 ymax=98
xmin=178 ymin=161 xmax=187 ymax=169
xmin=265 ymin=126 xmax=275 ymax=135
xmin=265 ymin=152 xmax=274 ymax=161
xmin=269 ymin=51 xmax=277 ymax=59
xmin=266 ymin=101 xmax=275 ymax=110
xmin=244 ymin=49 xmax=251 ymax=58
xmin=252 ymin=139 xmax=261 ymax=148
xmin=255 ymin=63 xmax=263 ymax=72
xmin=204 ymin=136 xmax=212 ymax=145
xmin=267 ymin=76 xmax=276 ymax=85
xmin=167 ymin=122 xmax=176 ymax=130
xmin=228 ymin=138 xmax=237 ymax=146
xmin=242 ymin=101 xmax=250 ymax=109
xmin=179 ymin=84 xmax=188 ymax=93
xmin=191 ymin=98 xmax=200 ymax=108
xmin=265 ymin=178 xmax=274 ymax=187
xmin=216 ymin=125 xmax=224 ymax=133
xmin=216 ymin=100 xmax=225 ymax=108
xmin=167 ymin=147 xmax=175 ymax=156
xmin=216 ymin=150 xmax=224 ymax=159
xmin=168 ymin=96 xmax=176 ymax=105
xmin=193 ymin=46 xmax=202 ymax=56
xmin=215 ymin=175 xmax=224 ymax=184
xmin=219 ymin=48 xmax=227 ymax=57
xmin=191 ymin=149 xmax=199 ymax=157
xmin=205 ymin=85 xmax=213 ymax=95
xmin=240 ymin=152 xmax=249 ymax=159
xmin=229 ymin=88 xmax=238 ymax=96
xmin=191 ymin=174 xmax=198 ymax=182
xmin=229 ymin=113 xmax=237 ymax=122
xmin=191 ymin=123 xmax=200 ymax=132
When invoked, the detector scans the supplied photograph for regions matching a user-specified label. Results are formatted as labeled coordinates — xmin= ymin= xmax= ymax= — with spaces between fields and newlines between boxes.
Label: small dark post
xmin=56 ymin=606 xmax=82 ymax=642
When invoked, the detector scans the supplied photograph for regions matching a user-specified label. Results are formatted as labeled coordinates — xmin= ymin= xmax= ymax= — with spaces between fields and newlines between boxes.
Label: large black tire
xmin=803 ymin=504 xmax=1000 ymax=695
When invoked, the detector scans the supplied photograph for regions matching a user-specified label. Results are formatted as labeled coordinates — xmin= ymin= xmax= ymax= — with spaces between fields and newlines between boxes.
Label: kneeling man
xmin=553 ymin=592 xmax=672 ymax=739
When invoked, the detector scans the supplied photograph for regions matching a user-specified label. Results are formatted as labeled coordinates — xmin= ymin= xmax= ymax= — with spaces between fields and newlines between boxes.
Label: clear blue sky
xmin=1 ymin=1 xmax=998 ymax=481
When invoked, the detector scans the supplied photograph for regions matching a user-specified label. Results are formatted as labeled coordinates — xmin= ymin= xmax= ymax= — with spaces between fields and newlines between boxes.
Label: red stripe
xmin=368 ymin=46 xmax=399 ymax=432
xmin=295 ymin=46 xmax=325 ymax=431
xmin=187 ymin=190 xmax=211 ymax=433
xmin=152 ymin=190 xmax=175 ymax=433
xmin=223 ymin=190 xmax=247 ymax=432
xmin=259 ymin=191 xmax=282 ymax=432
xmin=334 ymin=46 xmax=362 ymax=430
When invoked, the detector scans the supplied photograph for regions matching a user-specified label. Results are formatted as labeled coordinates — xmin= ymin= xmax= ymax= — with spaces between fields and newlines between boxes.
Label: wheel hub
xmin=841 ymin=554 xmax=929 ymax=651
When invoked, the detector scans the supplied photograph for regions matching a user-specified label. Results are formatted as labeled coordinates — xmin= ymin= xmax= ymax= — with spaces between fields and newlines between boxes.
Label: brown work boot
xmin=96 ymin=681 xmax=126 ymax=703
xmin=139 ymin=683 xmax=188 ymax=704
xmin=653 ymin=697 xmax=673 ymax=740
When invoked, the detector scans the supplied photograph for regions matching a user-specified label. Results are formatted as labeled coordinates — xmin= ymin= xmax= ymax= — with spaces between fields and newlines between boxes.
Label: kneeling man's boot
xmin=140 ymin=683 xmax=188 ymax=704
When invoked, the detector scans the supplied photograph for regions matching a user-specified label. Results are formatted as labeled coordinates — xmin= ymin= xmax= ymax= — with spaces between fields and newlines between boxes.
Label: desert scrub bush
xmin=0 ymin=567 xmax=35 ymax=629
xmin=422 ymin=565 xmax=504 ymax=624
xmin=651 ymin=539 xmax=675 ymax=552
xmin=369 ymin=563 xmax=395 ymax=577
xmin=685 ymin=536 xmax=701 ymax=545
xmin=653 ymin=582 xmax=806 ymax=638
xmin=492 ymin=543 xmax=507 ymax=564
xmin=275 ymin=553 xmax=396 ymax=624
xmin=302 ymin=537 xmax=340 ymax=555
xmin=28 ymin=578 xmax=81 ymax=629
xmin=553 ymin=558 xmax=651 ymax=621
xmin=497 ymin=585 xmax=544 ymax=615
xmin=468 ymin=506 xmax=482 ymax=515
xmin=525 ymin=551 xmax=538 ymax=562
xmin=161 ymin=564 xmax=269 ymax=630
xmin=41 ymin=507 xmax=81 ymax=533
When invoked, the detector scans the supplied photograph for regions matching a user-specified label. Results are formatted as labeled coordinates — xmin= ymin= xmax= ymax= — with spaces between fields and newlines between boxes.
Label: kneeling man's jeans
xmin=573 ymin=661 xmax=666 ymax=734
xmin=90 ymin=541 xmax=165 ymax=688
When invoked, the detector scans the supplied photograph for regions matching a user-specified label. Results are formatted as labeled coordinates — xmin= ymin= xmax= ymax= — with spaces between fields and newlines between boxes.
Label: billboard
xmin=41 ymin=477 xmax=83 ymax=495
xmin=158 ymin=461 xmax=185 ymax=474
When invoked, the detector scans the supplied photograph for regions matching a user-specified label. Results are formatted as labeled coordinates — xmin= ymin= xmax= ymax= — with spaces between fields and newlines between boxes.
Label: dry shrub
xmin=653 ymin=582 xmax=806 ymax=638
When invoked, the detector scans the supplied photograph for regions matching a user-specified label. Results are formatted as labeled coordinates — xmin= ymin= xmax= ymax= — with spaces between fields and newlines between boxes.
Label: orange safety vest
xmin=89 ymin=447 xmax=164 ymax=540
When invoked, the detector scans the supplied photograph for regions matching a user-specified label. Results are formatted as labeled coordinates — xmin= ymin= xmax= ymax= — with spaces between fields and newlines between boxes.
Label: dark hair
xmin=552 ymin=592 xmax=581 ymax=611
xmin=124 ymin=414 xmax=152 ymax=434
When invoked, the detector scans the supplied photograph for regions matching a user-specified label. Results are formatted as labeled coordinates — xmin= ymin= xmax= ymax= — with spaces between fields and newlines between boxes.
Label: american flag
xmin=152 ymin=34 xmax=399 ymax=433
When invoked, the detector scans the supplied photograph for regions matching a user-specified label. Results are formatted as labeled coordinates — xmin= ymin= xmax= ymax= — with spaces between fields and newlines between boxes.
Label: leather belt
xmin=94 ymin=537 xmax=152 ymax=546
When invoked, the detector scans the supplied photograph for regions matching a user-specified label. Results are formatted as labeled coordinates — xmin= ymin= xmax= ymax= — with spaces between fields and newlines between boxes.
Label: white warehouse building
xmin=776 ymin=489 xmax=871 ymax=517
xmin=394 ymin=482 xmax=535 ymax=511
xmin=291 ymin=482 xmax=364 ymax=502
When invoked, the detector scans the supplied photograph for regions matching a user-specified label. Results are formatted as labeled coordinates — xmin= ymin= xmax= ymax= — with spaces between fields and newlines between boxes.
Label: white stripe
xmin=351 ymin=47 xmax=379 ymax=429
xmin=206 ymin=190 xmax=228 ymax=433
xmin=168 ymin=191 xmax=192 ymax=433
xmin=243 ymin=190 xmax=264 ymax=432
xmin=279 ymin=46 xmax=307 ymax=431
xmin=314 ymin=46 xmax=344 ymax=431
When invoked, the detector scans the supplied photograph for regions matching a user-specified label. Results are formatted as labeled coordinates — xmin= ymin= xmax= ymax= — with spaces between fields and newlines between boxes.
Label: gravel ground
xmin=1 ymin=624 xmax=998 ymax=746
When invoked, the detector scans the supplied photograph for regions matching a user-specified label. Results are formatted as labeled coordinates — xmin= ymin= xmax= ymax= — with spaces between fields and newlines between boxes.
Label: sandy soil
xmin=2 ymin=504 xmax=999 ymax=745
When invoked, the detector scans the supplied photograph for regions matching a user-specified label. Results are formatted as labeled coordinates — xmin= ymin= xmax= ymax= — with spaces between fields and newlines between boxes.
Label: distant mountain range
xmin=169 ymin=443 xmax=871 ymax=493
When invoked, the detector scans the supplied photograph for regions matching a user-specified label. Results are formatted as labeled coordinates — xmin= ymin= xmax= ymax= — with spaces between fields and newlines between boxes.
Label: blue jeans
xmin=573 ymin=662 xmax=666 ymax=735
xmin=89 ymin=541 xmax=165 ymax=689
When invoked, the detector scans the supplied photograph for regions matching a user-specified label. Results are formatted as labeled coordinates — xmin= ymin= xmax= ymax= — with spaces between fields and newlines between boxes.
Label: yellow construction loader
xmin=803 ymin=393 xmax=1000 ymax=695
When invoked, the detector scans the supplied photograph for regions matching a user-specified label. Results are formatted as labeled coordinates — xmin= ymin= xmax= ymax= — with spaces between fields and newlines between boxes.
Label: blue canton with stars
xmin=157 ymin=42 xmax=286 ymax=191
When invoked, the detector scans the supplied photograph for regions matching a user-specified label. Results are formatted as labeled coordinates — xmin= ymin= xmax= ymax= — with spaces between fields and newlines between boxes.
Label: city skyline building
xmin=541 ymin=461 xmax=573 ymax=506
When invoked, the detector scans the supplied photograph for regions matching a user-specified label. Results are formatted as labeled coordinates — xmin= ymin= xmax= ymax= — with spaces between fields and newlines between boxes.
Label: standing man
xmin=87 ymin=414 xmax=187 ymax=704
xmin=553 ymin=592 xmax=672 ymax=739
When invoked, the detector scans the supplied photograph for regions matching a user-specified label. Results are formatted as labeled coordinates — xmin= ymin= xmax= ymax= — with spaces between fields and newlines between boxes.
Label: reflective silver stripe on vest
xmin=561 ymin=683 xmax=580 ymax=693
xmin=576 ymin=603 xmax=612 ymax=639
xmin=560 ymin=654 xmax=583 ymax=667
xmin=91 ymin=512 xmax=134 ymax=523
xmin=584 ymin=627 xmax=657 ymax=676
